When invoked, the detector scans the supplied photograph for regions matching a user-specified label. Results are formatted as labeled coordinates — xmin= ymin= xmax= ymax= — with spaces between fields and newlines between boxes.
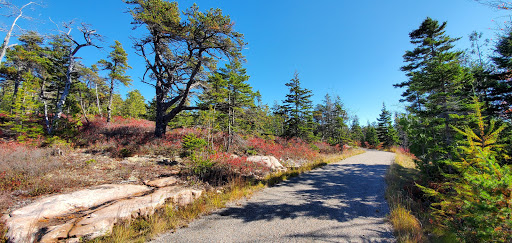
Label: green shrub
xmin=181 ymin=133 xmax=207 ymax=157
xmin=118 ymin=147 xmax=133 ymax=158
xmin=85 ymin=159 xmax=97 ymax=165
xmin=245 ymin=148 xmax=257 ymax=155
xmin=310 ymin=144 xmax=319 ymax=151
xmin=189 ymin=153 xmax=215 ymax=177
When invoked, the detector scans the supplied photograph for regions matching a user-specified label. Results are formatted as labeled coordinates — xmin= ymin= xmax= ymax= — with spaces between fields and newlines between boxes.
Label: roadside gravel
xmin=152 ymin=150 xmax=396 ymax=242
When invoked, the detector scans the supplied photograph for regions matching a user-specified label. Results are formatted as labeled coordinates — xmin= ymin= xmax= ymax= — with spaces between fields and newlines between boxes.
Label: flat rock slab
xmin=145 ymin=176 xmax=178 ymax=187
xmin=3 ymin=184 xmax=151 ymax=242
xmin=152 ymin=150 xmax=396 ymax=242
xmin=69 ymin=186 xmax=202 ymax=240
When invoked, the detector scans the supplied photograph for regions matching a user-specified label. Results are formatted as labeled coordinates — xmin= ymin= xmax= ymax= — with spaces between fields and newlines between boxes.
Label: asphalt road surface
xmin=152 ymin=150 xmax=396 ymax=242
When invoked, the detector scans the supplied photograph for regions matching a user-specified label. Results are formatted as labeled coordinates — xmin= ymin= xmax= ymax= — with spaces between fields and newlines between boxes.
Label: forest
xmin=1 ymin=0 xmax=512 ymax=242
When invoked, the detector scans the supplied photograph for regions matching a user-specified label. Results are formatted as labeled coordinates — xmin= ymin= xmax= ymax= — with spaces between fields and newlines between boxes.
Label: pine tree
xmin=99 ymin=40 xmax=131 ymax=123
xmin=395 ymin=17 xmax=473 ymax=161
xmin=281 ymin=72 xmax=314 ymax=140
xmin=487 ymin=30 xmax=512 ymax=120
xmin=1 ymin=71 xmax=43 ymax=141
xmin=200 ymin=61 xmax=256 ymax=150
xmin=122 ymin=90 xmax=146 ymax=118
xmin=127 ymin=0 xmax=244 ymax=137
xmin=376 ymin=103 xmax=398 ymax=148
xmin=419 ymin=100 xmax=511 ymax=242
xmin=313 ymin=94 xmax=349 ymax=144
xmin=363 ymin=122 xmax=380 ymax=148
xmin=49 ymin=24 xmax=100 ymax=134
xmin=350 ymin=116 xmax=364 ymax=145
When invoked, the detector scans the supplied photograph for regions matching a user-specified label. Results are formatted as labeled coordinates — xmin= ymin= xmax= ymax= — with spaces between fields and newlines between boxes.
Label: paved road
xmin=152 ymin=150 xmax=396 ymax=242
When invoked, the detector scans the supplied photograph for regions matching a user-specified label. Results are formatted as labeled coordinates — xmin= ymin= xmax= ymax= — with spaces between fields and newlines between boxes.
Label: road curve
xmin=152 ymin=150 xmax=396 ymax=242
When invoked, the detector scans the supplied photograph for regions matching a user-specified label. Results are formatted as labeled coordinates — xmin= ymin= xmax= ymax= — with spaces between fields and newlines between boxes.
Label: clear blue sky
xmin=4 ymin=0 xmax=510 ymax=124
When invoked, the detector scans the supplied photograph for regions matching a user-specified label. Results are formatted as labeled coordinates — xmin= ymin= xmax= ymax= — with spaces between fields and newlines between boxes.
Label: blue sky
xmin=3 ymin=0 xmax=510 ymax=124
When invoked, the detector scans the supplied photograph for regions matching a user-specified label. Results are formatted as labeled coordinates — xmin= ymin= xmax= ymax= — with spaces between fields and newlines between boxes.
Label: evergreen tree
xmin=394 ymin=17 xmax=473 ymax=161
xmin=127 ymin=0 xmax=244 ymax=137
xmin=110 ymin=94 xmax=124 ymax=118
xmin=145 ymin=98 xmax=157 ymax=121
xmin=376 ymin=103 xmax=398 ymax=148
xmin=78 ymin=64 xmax=107 ymax=117
xmin=98 ymin=40 xmax=131 ymax=123
xmin=49 ymin=24 xmax=100 ymax=134
xmin=488 ymin=30 xmax=512 ymax=120
xmin=0 ymin=31 xmax=46 ymax=113
xmin=122 ymin=90 xmax=146 ymax=118
xmin=419 ymin=100 xmax=511 ymax=242
xmin=313 ymin=94 xmax=349 ymax=144
xmin=200 ymin=61 xmax=256 ymax=149
xmin=281 ymin=72 xmax=314 ymax=140
xmin=270 ymin=102 xmax=286 ymax=137
xmin=350 ymin=116 xmax=364 ymax=145
xmin=1 ymin=71 xmax=43 ymax=141
xmin=363 ymin=122 xmax=380 ymax=148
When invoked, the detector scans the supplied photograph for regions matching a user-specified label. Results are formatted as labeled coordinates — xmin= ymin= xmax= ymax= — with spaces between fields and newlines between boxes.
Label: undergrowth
xmin=386 ymin=147 xmax=424 ymax=243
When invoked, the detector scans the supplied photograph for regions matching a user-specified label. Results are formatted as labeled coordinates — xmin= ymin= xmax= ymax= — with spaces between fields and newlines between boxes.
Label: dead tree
xmin=48 ymin=23 xmax=100 ymax=134
xmin=0 ymin=1 xmax=36 ymax=65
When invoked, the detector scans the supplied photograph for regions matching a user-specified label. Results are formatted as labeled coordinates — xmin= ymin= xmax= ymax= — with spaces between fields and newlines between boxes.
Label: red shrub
xmin=248 ymin=137 xmax=320 ymax=161
xmin=314 ymin=141 xmax=342 ymax=154
xmin=280 ymin=138 xmax=318 ymax=161
xmin=248 ymin=137 xmax=284 ymax=158
xmin=77 ymin=117 xmax=213 ymax=157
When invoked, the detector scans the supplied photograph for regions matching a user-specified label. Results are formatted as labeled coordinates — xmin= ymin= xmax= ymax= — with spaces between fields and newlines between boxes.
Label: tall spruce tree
xmin=395 ymin=17 xmax=472 ymax=161
xmin=281 ymin=72 xmax=314 ymax=140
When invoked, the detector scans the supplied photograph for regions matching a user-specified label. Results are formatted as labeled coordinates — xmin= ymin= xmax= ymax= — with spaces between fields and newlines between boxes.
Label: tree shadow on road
xmin=217 ymin=162 xmax=395 ymax=241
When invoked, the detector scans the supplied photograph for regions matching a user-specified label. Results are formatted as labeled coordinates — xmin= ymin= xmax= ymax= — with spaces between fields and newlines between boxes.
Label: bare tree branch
xmin=48 ymin=22 xmax=101 ymax=134
xmin=0 ymin=1 xmax=35 ymax=64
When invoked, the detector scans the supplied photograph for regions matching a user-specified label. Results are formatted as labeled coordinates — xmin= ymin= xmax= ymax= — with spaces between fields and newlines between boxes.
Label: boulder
xmin=247 ymin=156 xmax=285 ymax=171
xmin=282 ymin=158 xmax=301 ymax=168
xmin=69 ymin=187 xmax=202 ymax=240
xmin=39 ymin=219 xmax=76 ymax=243
xmin=145 ymin=176 xmax=178 ymax=188
xmin=2 ymin=184 xmax=151 ymax=243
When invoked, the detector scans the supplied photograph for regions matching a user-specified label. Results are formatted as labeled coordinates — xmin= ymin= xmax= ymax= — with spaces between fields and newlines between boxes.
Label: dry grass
xmin=389 ymin=205 xmax=422 ymax=243
xmin=0 ymin=142 xmax=183 ymax=218
xmin=386 ymin=147 xmax=424 ymax=243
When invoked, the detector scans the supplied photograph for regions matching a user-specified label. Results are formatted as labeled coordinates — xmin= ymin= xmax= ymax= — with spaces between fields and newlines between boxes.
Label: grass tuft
xmin=386 ymin=147 xmax=424 ymax=243
xmin=389 ymin=204 xmax=422 ymax=243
